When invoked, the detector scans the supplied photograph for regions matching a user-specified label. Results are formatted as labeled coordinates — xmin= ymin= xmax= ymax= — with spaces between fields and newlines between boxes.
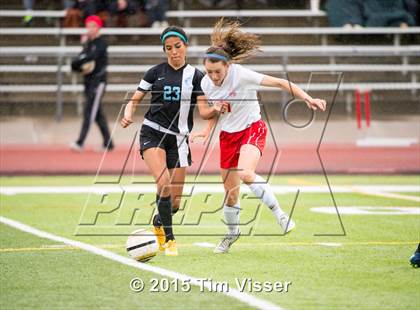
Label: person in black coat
xmin=71 ymin=15 xmax=114 ymax=151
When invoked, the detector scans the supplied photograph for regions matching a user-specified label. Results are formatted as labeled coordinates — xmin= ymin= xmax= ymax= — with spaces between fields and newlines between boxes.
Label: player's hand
xmin=190 ymin=130 xmax=211 ymax=144
xmin=121 ymin=108 xmax=133 ymax=128
xmin=213 ymin=101 xmax=230 ymax=114
xmin=121 ymin=103 xmax=134 ymax=128
xmin=120 ymin=116 xmax=133 ymax=128
xmin=305 ymin=98 xmax=327 ymax=111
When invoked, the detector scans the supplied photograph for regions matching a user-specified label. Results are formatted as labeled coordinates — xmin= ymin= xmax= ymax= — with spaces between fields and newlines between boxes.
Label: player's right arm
xmin=197 ymin=95 xmax=229 ymax=119
xmin=122 ymin=65 xmax=156 ymax=128
xmin=121 ymin=90 xmax=146 ymax=128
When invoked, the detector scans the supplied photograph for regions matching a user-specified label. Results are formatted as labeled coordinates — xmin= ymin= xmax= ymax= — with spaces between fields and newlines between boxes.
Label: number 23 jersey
xmin=137 ymin=62 xmax=204 ymax=135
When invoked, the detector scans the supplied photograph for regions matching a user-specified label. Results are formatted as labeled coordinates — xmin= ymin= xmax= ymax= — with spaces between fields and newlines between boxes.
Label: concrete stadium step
xmin=0 ymin=70 xmax=412 ymax=85
xmin=1 ymin=88 xmax=418 ymax=109
xmin=1 ymin=55 xmax=415 ymax=66
xmin=0 ymin=14 xmax=328 ymax=28
xmin=2 ymin=32 xmax=416 ymax=47
xmin=0 ymin=0 xmax=312 ymax=12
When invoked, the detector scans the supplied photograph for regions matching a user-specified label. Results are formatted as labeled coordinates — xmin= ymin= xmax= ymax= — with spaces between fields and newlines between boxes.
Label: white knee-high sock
xmin=248 ymin=174 xmax=286 ymax=224
xmin=223 ymin=203 xmax=240 ymax=236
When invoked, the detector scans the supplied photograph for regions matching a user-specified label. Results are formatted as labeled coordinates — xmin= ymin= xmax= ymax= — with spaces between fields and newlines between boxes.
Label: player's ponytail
xmin=206 ymin=18 xmax=261 ymax=63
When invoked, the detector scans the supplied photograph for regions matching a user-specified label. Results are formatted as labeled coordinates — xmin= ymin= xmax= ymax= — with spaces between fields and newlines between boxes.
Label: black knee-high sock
xmin=153 ymin=203 xmax=179 ymax=227
xmin=153 ymin=214 xmax=162 ymax=227
xmin=157 ymin=195 xmax=174 ymax=241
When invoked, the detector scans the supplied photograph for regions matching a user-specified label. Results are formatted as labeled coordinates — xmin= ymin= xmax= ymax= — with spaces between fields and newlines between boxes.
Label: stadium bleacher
xmin=0 ymin=0 xmax=419 ymax=122
xmin=1 ymin=4 xmax=419 ymax=307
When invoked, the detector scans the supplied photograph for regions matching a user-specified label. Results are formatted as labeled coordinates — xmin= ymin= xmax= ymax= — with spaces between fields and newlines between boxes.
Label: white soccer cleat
xmin=214 ymin=232 xmax=240 ymax=254
xmin=278 ymin=214 xmax=295 ymax=234
xmin=70 ymin=142 xmax=83 ymax=152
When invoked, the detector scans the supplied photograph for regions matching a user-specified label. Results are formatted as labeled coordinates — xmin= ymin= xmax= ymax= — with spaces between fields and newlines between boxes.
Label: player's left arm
xmin=260 ymin=75 xmax=327 ymax=111
xmin=190 ymin=117 xmax=217 ymax=144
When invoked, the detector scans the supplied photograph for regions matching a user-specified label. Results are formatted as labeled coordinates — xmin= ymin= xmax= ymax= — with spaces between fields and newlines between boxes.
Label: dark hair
xmin=205 ymin=18 xmax=261 ymax=64
xmin=160 ymin=26 xmax=189 ymax=45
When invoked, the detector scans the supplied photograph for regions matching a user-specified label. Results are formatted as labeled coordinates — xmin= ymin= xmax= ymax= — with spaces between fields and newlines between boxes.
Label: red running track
xmin=1 ymin=144 xmax=419 ymax=175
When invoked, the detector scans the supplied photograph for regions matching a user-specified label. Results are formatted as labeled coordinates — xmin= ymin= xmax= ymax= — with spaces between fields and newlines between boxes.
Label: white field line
xmin=315 ymin=243 xmax=342 ymax=247
xmin=0 ymin=184 xmax=418 ymax=195
xmin=193 ymin=242 xmax=216 ymax=248
xmin=0 ymin=216 xmax=284 ymax=310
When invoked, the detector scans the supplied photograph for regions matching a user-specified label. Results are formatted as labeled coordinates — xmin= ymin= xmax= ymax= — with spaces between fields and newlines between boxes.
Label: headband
xmin=161 ymin=31 xmax=188 ymax=44
xmin=204 ymin=53 xmax=229 ymax=62
xmin=85 ymin=15 xmax=103 ymax=28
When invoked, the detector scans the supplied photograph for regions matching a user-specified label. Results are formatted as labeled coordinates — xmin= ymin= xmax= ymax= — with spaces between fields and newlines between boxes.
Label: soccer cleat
xmin=152 ymin=225 xmax=165 ymax=252
xmin=214 ymin=232 xmax=240 ymax=254
xmin=100 ymin=142 xmax=115 ymax=152
xmin=164 ymin=239 xmax=178 ymax=256
xmin=278 ymin=214 xmax=295 ymax=234
xmin=70 ymin=142 xmax=83 ymax=152
xmin=410 ymin=252 xmax=420 ymax=268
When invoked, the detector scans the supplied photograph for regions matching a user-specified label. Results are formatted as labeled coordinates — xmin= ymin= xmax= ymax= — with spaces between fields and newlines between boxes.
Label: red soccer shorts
xmin=219 ymin=119 xmax=267 ymax=169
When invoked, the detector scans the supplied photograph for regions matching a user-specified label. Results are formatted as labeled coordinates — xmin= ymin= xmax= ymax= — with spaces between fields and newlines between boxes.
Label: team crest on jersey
xmin=228 ymin=90 xmax=237 ymax=97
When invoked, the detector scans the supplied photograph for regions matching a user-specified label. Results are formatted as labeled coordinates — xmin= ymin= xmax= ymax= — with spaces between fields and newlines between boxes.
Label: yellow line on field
xmin=0 ymin=244 xmax=122 ymax=253
xmin=286 ymin=178 xmax=318 ymax=186
xmin=0 ymin=246 xmax=77 ymax=253
xmin=350 ymin=188 xmax=420 ymax=202
xmin=286 ymin=180 xmax=420 ymax=202
xmin=1 ymin=241 xmax=418 ymax=253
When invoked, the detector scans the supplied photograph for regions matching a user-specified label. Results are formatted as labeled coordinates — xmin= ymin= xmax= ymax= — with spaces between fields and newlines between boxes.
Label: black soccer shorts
xmin=139 ymin=124 xmax=192 ymax=169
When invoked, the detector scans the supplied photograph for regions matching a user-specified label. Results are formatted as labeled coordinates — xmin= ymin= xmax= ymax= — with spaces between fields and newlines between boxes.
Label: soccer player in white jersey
xmin=196 ymin=19 xmax=327 ymax=254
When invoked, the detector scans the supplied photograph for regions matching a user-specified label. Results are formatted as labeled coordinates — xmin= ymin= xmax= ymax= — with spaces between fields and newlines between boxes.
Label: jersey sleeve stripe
xmin=137 ymin=79 xmax=153 ymax=92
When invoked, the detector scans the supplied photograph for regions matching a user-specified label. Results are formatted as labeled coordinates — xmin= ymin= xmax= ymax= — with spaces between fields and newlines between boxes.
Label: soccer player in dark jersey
xmin=71 ymin=15 xmax=114 ymax=152
xmin=121 ymin=26 xmax=222 ymax=256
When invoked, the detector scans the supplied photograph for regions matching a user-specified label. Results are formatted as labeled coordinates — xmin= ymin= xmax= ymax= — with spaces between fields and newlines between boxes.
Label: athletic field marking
xmin=1 ymin=184 xmax=418 ymax=195
xmin=193 ymin=242 xmax=216 ymax=248
xmin=349 ymin=188 xmax=420 ymax=202
xmin=0 ymin=246 xmax=79 ymax=253
xmin=227 ymin=241 xmax=420 ymax=246
xmin=316 ymin=242 xmax=342 ymax=247
xmin=2 ymin=240 xmax=418 ymax=254
xmin=283 ymin=179 xmax=420 ymax=202
xmin=0 ymin=216 xmax=284 ymax=310
xmin=0 ymin=243 xmax=122 ymax=253
xmin=287 ymin=178 xmax=316 ymax=186
xmin=311 ymin=206 xmax=420 ymax=215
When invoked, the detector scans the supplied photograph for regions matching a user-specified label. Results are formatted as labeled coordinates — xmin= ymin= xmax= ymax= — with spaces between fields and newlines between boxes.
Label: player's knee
xmin=156 ymin=176 xmax=171 ymax=196
xmin=238 ymin=169 xmax=255 ymax=184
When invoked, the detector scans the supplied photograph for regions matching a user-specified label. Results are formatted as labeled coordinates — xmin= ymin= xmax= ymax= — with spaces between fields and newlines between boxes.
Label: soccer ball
xmin=126 ymin=229 xmax=159 ymax=262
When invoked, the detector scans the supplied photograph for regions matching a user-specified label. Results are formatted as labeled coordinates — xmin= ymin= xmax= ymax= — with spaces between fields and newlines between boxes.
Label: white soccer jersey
xmin=201 ymin=64 xmax=264 ymax=133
